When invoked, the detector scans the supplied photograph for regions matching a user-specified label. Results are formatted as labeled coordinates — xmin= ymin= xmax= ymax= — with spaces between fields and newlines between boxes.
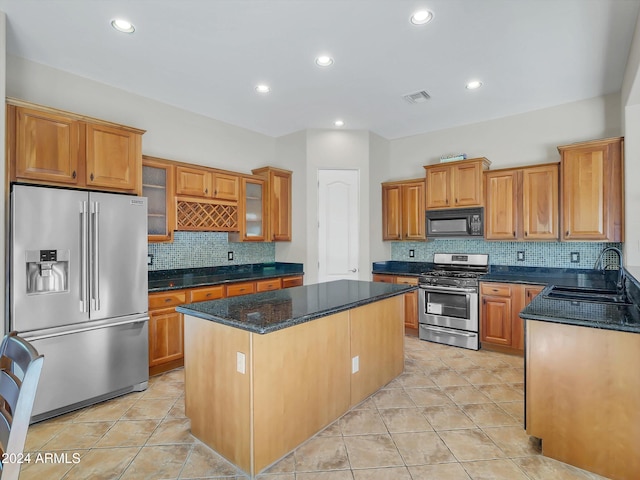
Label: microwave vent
xmin=403 ymin=90 xmax=431 ymax=104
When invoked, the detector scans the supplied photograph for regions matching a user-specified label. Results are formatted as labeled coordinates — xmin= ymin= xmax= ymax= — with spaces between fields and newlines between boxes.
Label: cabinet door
xmin=240 ymin=177 xmax=266 ymax=241
xmin=426 ymin=166 xmax=450 ymax=209
xmin=453 ymin=162 xmax=483 ymax=207
xmin=189 ymin=285 xmax=225 ymax=302
xmin=256 ymin=278 xmax=282 ymax=292
xmin=213 ymin=173 xmax=239 ymax=201
xmin=226 ymin=281 xmax=256 ymax=297
xmin=481 ymin=295 xmax=512 ymax=346
xmin=175 ymin=166 xmax=212 ymax=197
xmin=523 ymin=165 xmax=558 ymax=240
xmin=270 ymin=170 xmax=292 ymax=241
xmin=402 ymin=182 xmax=426 ymax=240
xmin=148 ymin=310 xmax=184 ymax=367
xmin=404 ymin=290 xmax=419 ymax=329
xmin=14 ymin=106 xmax=81 ymax=184
xmin=143 ymin=158 xmax=175 ymax=242
xmin=382 ymin=185 xmax=402 ymax=240
xmin=86 ymin=123 xmax=139 ymax=191
xmin=282 ymin=276 xmax=303 ymax=288
xmin=372 ymin=274 xmax=396 ymax=284
xmin=485 ymin=170 xmax=518 ymax=240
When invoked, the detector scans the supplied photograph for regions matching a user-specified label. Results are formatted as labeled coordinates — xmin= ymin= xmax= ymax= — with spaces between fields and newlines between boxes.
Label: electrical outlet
xmin=517 ymin=251 xmax=525 ymax=261
xmin=228 ymin=251 xmax=234 ymax=261
xmin=571 ymin=252 xmax=580 ymax=263
xmin=352 ymin=356 xmax=359 ymax=374
xmin=147 ymin=254 xmax=153 ymax=266
xmin=236 ymin=352 xmax=245 ymax=374
xmin=409 ymin=249 xmax=415 ymax=258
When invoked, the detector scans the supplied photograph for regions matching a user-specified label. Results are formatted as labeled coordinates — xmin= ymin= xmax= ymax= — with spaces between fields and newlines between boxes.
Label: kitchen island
xmin=176 ymin=280 xmax=413 ymax=477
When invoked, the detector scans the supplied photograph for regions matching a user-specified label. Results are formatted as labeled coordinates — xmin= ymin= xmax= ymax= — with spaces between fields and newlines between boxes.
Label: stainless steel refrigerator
xmin=10 ymin=184 xmax=149 ymax=422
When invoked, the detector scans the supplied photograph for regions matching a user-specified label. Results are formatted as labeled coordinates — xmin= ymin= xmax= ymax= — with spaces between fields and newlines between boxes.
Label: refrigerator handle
xmin=91 ymin=201 xmax=101 ymax=311
xmin=80 ymin=201 xmax=88 ymax=313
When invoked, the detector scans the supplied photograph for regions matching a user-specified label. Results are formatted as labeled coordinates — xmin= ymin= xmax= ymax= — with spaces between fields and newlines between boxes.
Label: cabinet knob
xmin=214 ymin=189 xmax=218 ymax=196
xmin=205 ymin=188 xmax=208 ymax=194
xmin=566 ymin=230 xmax=570 ymax=236
xmin=446 ymin=199 xmax=449 ymax=205
xmin=513 ymin=231 xmax=516 ymax=237
xmin=164 ymin=298 xmax=171 ymax=303
xmin=90 ymin=173 xmax=94 ymax=181
xmin=524 ymin=231 xmax=528 ymax=237
xmin=455 ymin=198 xmax=458 ymax=204
xmin=72 ymin=170 xmax=77 ymax=179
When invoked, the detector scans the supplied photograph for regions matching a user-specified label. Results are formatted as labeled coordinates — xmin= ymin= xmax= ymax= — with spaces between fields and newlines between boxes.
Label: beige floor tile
xmin=460 ymin=403 xmax=520 ymax=427
xmin=392 ymin=431 xmax=456 ymax=465
xmin=512 ymin=455 xmax=598 ymax=479
xmin=296 ymin=471 xmax=354 ymax=480
xmin=343 ymin=434 xmax=404 ymax=469
xmin=294 ymin=436 xmax=350 ymax=472
xmin=96 ymin=419 xmax=160 ymax=447
xmin=496 ymin=401 xmax=524 ymax=425
xmin=409 ymin=462 xmax=472 ymax=479
xmin=470 ymin=355 xmax=511 ymax=369
xmin=179 ymin=442 xmax=242 ymax=478
xmin=499 ymin=354 xmax=525 ymax=368
xmin=318 ymin=421 xmax=343 ymax=437
xmin=18 ymin=449 xmax=89 ymax=480
xmin=418 ymin=362 xmax=451 ymax=376
xmin=263 ymin=452 xmax=295 ymax=474
xmin=122 ymin=397 xmax=177 ymax=420
xmin=142 ymin=379 xmax=185 ymax=399
xmin=339 ymin=409 xmax=387 ymax=436
xmin=382 ymin=376 xmax=404 ymax=389
xmin=160 ymin=367 xmax=185 ymax=384
xmin=352 ymin=466 xmax=412 ymax=479
xmin=441 ymin=356 xmax=482 ymax=371
xmin=476 ymin=384 xmax=523 ymax=402
xmin=459 ymin=368 xmax=504 ymax=385
xmin=397 ymin=371 xmax=438 ymax=388
xmin=379 ymin=407 xmax=433 ymax=433
xmin=42 ymin=421 xmax=114 ymax=450
xmin=73 ymin=396 xmax=138 ymax=422
xmin=461 ymin=458 xmax=530 ymax=479
xmin=420 ymin=405 xmax=475 ymax=431
xmin=438 ymin=429 xmax=505 ymax=462
xmin=146 ymin=417 xmax=195 ymax=445
xmin=351 ymin=397 xmax=377 ymax=410
xmin=42 ymin=409 xmax=84 ymax=425
xmin=167 ymin=396 xmax=186 ymax=418
xmin=256 ymin=474 xmax=295 ymax=480
xmin=483 ymin=426 xmax=541 ymax=457
xmin=371 ymin=388 xmax=415 ymax=409
xmin=493 ymin=368 xmax=524 ymax=383
xmin=120 ymin=444 xmax=191 ymax=479
xmin=24 ymin=421 xmax=68 ymax=451
xmin=442 ymin=385 xmax=492 ymax=405
xmin=405 ymin=387 xmax=454 ymax=407
xmin=63 ymin=446 xmax=140 ymax=480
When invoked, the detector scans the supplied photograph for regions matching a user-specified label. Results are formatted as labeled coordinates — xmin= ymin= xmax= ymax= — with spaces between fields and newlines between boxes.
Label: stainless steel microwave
xmin=426 ymin=207 xmax=484 ymax=238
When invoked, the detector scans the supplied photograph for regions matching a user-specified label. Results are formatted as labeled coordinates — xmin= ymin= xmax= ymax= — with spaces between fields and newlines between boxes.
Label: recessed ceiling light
xmin=255 ymin=85 xmax=271 ymax=93
xmin=466 ymin=80 xmax=483 ymax=90
xmin=334 ymin=120 xmax=344 ymax=127
xmin=315 ymin=55 xmax=334 ymax=67
xmin=410 ymin=10 xmax=433 ymax=25
xmin=111 ymin=18 xmax=135 ymax=33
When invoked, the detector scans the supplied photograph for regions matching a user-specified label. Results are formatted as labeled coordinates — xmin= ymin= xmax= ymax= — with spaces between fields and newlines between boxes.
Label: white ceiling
xmin=1 ymin=0 xmax=639 ymax=139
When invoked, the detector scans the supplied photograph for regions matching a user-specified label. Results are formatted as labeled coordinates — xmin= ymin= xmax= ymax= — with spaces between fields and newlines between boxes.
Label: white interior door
xmin=318 ymin=169 xmax=359 ymax=282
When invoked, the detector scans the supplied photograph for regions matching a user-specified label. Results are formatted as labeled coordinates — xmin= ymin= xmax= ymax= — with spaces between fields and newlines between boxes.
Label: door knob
xmin=349 ymin=268 xmax=357 ymax=272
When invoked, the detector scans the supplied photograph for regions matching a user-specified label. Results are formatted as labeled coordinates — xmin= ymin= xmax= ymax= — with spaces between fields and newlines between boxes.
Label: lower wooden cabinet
xmin=149 ymin=310 xmax=184 ymax=368
xmin=372 ymin=274 xmax=419 ymax=330
xmin=480 ymin=282 xmax=544 ymax=353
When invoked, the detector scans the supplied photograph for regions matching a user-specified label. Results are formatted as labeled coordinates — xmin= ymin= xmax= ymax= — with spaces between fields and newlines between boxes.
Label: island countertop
xmin=176 ymin=279 xmax=415 ymax=334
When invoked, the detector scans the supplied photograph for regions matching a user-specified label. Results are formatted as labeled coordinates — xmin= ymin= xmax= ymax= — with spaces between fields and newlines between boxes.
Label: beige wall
xmin=369 ymin=132 xmax=391 ymax=264
xmin=0 ymin=12 xmax=6 ymax=337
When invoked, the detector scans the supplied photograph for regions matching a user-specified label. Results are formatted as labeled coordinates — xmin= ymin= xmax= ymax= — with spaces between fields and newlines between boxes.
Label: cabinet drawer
xmin=480 ymin=283 xmax=512 ymax=297
xmin=189 ymin=285 xmax=225 ymax=302
xmin=149 ymin=290 xmax=188 ymax=310
xmin=395 ymin=276 xmax=418 ymax=286
xmin=226 ymin=282 xmax=256 ymax=297
xmin=282 ymin=276 xmax=303 ymax=288
xmin=372 ymin=274 xmax=395 ymax=284
xmin=256 ymin=278 xmax=282 ymax=292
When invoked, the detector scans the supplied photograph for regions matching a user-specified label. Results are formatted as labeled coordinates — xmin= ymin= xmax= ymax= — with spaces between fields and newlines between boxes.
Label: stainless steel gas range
xmin=418 ymin=253 xmax=489 ymax=350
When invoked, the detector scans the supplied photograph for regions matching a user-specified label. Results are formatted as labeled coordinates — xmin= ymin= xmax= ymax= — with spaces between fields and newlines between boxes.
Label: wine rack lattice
xmin=176 ymin=200 xmax=238 ymax=231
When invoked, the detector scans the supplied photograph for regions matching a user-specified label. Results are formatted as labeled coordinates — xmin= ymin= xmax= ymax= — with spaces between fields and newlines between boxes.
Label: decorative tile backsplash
xmin=148 ymin=232 xmax=275 ymax=271
xmin=390 ymin=240 xmax=623 ymax=269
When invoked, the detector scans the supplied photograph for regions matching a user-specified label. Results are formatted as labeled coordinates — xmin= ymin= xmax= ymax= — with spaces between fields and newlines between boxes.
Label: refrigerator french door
xmin=10 ymin=185 xmax=149 ymax=422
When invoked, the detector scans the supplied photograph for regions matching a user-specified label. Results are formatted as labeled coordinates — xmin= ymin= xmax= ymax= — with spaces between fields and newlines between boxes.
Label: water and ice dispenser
xmin=26 ymin=249 xmax=69 ymax=294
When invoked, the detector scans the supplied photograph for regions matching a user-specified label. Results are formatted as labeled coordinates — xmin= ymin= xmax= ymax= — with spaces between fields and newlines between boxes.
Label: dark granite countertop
xmin=148 ymin=262 xmax=304 ymax=292
xmin=176 ymin=280 xmax=415 ymax=334
xmin=372 ymin=261 xmax=435 ymax=276
xmin=480 ymin=265 xmax=617 ymax=289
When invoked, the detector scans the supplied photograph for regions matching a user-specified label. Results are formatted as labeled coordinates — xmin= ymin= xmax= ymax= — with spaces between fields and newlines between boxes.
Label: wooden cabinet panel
xmin=559 ymin=137 xmax=623 ymax=241
xmin=13 ymin=106 xmax=81 ymax=184
xmin=189 ymin=285 xmax=225 ymax=302
xmin=522 ymin=165 xmax=559 ymax=240
xmin=454 ymin=161 xmax=484 ymax=207
xmin=143 ymin=156 xmax=175 ymax=242
xmin=176 ymin=166 xmax=212 ymax=197
xmin=480 ymin=283 xmax=512 ymax=297
xmin=212 ymin=173 xmax=239 ymax=201
xmin=372 ymin=274 xmax=395 ymax=284
xmin=372 ymin=274 xmax=418 ymax=329
xmin=149 ymin=290 xmax=188 ymax=309
xmin=149 ymin=310 xmax=184 ymax=367
xmin=252 ymin=167 xmax=293 ymax=241
xmin=481 ymin=295 xmax=512 ymax=346
xmin=424 ymin=158 xmax=490 ymax=210
xmin=230 ymin=177 xmax=266 ymax=242
xmin=256 ymin=278 xmax=282 ymax=292
xmin=282 ymin=276 xmax=303 ymax=288
xmin=226 ymin=281 xmax=256 ymax=297
xmin=382 ymin=184 xmax=402 ymax=240
xmin=485 ymin=170 xmax=518 ymax=240
xmin=425 ymin=166 xmax=450 ymax=209
xmin=85 ymin=122 xmax=140 ymax=191
xmin=381 ymin=180 xmax=425 ymax=241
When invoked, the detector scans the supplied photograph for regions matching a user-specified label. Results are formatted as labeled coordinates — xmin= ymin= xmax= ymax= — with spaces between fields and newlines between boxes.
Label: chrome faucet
xmin=594 ymin=246 xmax=625 ymax=293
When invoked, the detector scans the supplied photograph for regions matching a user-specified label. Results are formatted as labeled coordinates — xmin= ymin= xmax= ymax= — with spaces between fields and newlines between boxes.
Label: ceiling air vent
xmin=403 ymin=90 xmax=431 ymax=104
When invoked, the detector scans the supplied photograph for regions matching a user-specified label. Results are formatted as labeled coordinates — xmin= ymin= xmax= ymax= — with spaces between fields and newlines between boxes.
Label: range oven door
xmin=418 ymin=285 xmax=478 ymax=332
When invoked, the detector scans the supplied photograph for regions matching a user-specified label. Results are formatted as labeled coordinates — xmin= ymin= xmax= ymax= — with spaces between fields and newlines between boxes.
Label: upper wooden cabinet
xmin=381 ymin=179 xmax=425 ymax=241
xmin=559 ymin=137 xmax=624 ymax=242
xmin=252 ymin=167 xmax=292 ymax=242
xmin=229 ymin=176 xmax=267 ymax=242
xmin=175 ymin=166 xmax=239 ymax=201
xmin=143 ymin=156 xmax=175 ymax=242
xmin=485 ymin=163 xmax=559 ymax=241
xmin=7 ymin=99 xmax=144 ymax=194
xmin=424 ymin=157 xmax=490 ymax=209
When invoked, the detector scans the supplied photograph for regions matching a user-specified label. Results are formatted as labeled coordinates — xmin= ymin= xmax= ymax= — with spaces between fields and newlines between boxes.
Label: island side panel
xmin=350 ymin=295 xmax=405 ymax=406
xmin=183 ymin=314 xmax=252 ymax=473
xmin=526 ymin=319 xmax=640 ymax=480
xmin=252 ymin=310 xmax=351 ymax=474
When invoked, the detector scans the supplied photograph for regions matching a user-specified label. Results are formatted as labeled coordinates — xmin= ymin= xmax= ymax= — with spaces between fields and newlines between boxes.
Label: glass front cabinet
xmin=142 ymin=156 xmax=174 ymax=242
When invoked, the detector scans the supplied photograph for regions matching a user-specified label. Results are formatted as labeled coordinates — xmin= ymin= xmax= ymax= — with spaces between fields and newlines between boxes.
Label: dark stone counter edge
xmin=520 ymin=310 xmax=640 ymax=334
xmin=149 ymin=271 xmax=304 ymax=293
xmin=177 ymin=285 xmax=416 ymax=335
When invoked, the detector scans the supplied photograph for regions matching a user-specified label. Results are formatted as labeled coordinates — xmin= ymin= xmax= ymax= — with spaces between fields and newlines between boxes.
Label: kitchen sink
xmin=544 ymin=285 xmax=632 ymax=305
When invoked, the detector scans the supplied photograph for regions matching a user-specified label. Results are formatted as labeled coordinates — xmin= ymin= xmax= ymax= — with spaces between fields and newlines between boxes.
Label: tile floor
xmin=19 ymin=335 xmax=609 ymax=480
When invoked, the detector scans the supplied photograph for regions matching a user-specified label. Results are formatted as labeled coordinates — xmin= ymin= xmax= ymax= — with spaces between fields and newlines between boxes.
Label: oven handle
xmin=420 ymin=285 xmax=477 ymax=294
xmin=421 ymin=325 xmax=476 ymax=337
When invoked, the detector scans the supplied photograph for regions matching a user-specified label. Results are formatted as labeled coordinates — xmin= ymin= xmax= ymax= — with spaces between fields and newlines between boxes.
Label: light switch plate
xmin=228 ymin=251 xmax=234 ymax=261
xmin=147 ymin=254 xmax=153 ymax=266
xmin=352 ymin=356 xmax=359 ymax=374
xmin=409 ymin=249 xmax=415 ymax=258
xmin=236 ymin=352 xmax=245 ymax=374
